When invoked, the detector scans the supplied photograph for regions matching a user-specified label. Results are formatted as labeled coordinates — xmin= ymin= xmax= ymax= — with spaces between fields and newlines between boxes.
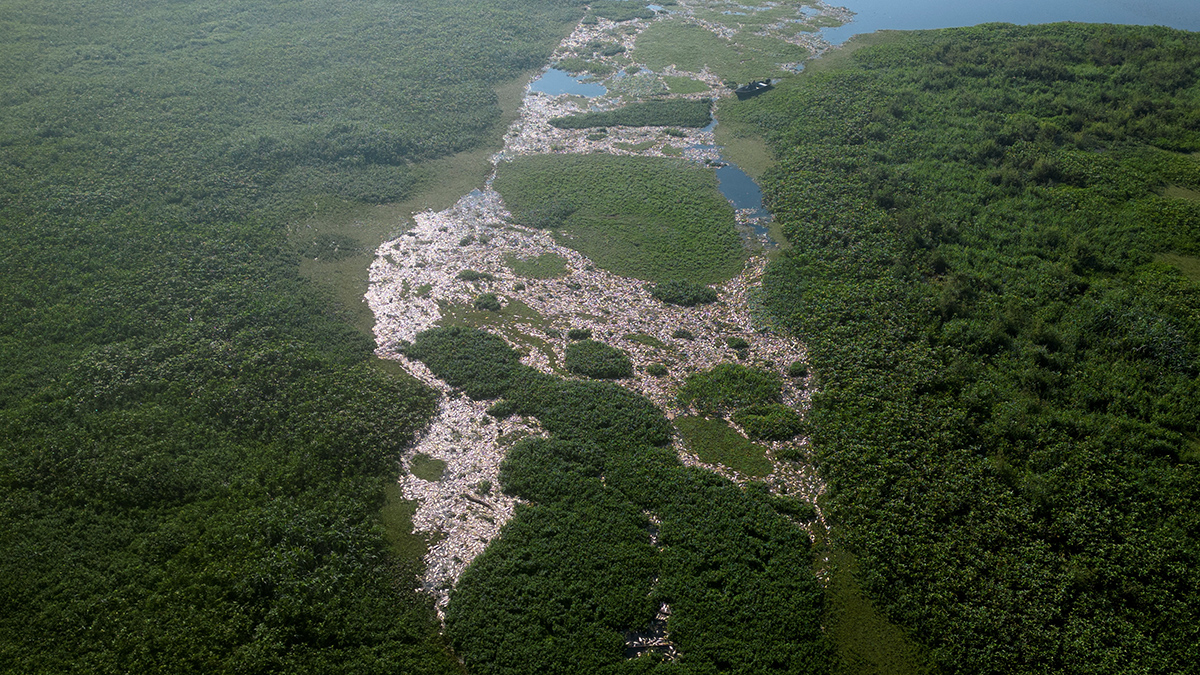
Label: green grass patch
xmin=553 ymin=56 xmax=615 ymax=77
xmin=410 ymin=453 xmax=448 ymax=481
xmin=674 ymin=416 xmax=774 ymax=477
xmin=664 ymin=75 xmax=711 ymax=94
xmin=380 ymin=483 xmax=430 ymax=561
xmin=433 ymin=301 xmax=558 ymax=371
xmin=494 ymin=154 xmax=744 ymax=284
xmin=605 ymin=72 xmax=668 ymax=97
xmin=506 ymin=253 xmax=569 ymax=279
xmin=824 ymin=550 xmax=932 ymax=675
xmin=1164 ymin=185 xmax=1200 ymax=201
xmin=550 ymin=99 xmax=712 ymax=129
xmin=614 ymin=140 xmax=659 ymax=152
xmin=662 ymin=144 xmax=683 ymax=156
xmin=1157 ymin=253 xmax=1200 ymax=284
xmin=634 ymin=21 xmax=805 ymax=82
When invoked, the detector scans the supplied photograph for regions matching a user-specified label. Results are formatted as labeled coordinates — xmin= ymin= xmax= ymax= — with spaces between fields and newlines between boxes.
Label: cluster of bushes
xmin=564 ymin=339 xmax=634 ymax=379
xmin=550 ymin=99 xmax=713 ymax=129
xmin=404 ymin=326 xmax=833 ymax=674
xmin=729 ymin=22 xmax=1200 ymax=674
xmin=647 ymin=280 xmax=719 ymax=306
xmin=678 ymin=363 xmax=783 ymax=412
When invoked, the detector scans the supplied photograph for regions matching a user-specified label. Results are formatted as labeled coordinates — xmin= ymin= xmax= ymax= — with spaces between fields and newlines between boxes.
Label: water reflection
xmin=529 ymin=68 xmax=607 ymax=97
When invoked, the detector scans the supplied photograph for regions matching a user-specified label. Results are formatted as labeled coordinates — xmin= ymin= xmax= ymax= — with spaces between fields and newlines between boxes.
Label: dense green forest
xmin=726 ymin=23 xmax=1200 ymax=674
xmin=404 ymin=327 xmax=832 ymax=674
xmin=0 ymin=0 xmax=583 ymax=671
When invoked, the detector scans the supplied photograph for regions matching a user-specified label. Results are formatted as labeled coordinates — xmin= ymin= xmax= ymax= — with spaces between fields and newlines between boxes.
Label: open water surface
xmin=822 ymin=0 xmax=1200 ymax=44
xmin=529 ymin=68 xmax=607 ymax=97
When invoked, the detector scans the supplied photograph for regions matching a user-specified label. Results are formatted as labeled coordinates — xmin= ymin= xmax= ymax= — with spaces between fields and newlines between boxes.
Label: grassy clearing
xmin=410 ymin=453 xmax=447 ymax=481
xmin=664 ymin=75 xmax=712 ymax=94
xmin=1164 ymin=184 xmax=1200 ymax=201
xmin=634 ymin=21 xmax=806 ymax=82
xmin=1157 ymin=253 xmax=1200 ymax=284
xmin=297 ymin=72 xmax=538 ymax=334
xmin=824 ymin=550 xmax=932 ymax=675
xmin=380 ymin=483 xmax=430 ymax=561
xmin=714 ymin=102 xmax=777 ymax=180
xmin=674 ymin=416 xmax=774 ymax=477
xmin=615 ymin=140 xmax=659 ymax=152
xmin=506 ymin=252 xmax=569 ymax=279
xmin=494 ymin=154 xmax=744 ymax=284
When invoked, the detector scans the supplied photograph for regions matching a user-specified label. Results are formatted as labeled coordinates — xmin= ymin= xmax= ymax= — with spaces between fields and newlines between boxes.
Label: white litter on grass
xmin=367 ymin=1 xmax=845 ymax=617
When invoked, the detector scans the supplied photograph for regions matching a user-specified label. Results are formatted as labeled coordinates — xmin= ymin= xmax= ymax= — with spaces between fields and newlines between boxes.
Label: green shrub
xmin=648 ymin=280 xmax=719 ymax=306
xmin=487 ymin=400 xmax=517 ymax=418
xmin=564 ymin=340 xmax=633 ymax=379
xmin=405 ymin=327 xmax=525 ymax=400
xmin=457 ymin=269 xmax=495 ymax=282
xmin=473 ymin=293 xmax=502 ymax=311
xmin=732 ymin=403 xmax=805 ymax=441
xmin=787 ymin=360 xmax=809 ymax=378
xmin=672 ymin=328 xmax=695 ymax=340
xmin=725 ymin=336 xmax=750 ymax=351
xmin=647 ymin=363 xmax=669 ymax=377
xmin=567 ymin=328 xmax=592 ymax=340
xmin=679 ymin=363 xmax=782 ymax=411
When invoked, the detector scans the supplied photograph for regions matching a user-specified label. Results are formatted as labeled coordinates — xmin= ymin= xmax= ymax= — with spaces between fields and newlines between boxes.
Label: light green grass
xmin=410 ymin=453 xmax=447 ymax=481
xmin=1157 ymin=253 xmax=1200 ymax=284
xmin=634 ymin=21 xmax=807 ymax=82
xmin=614 ymin=140 xmax=658 ymax=152
xmin=714 ymin=101 xmax=776 ymax=180
xmin=380 ymin=483 xmax=430 ymax=560
xmin=674 ymin=416 xmax=774 ymax=477
xmin=494 ymin=154 xmax=744 ymax=284
xmin=1164 ymin=184 xmax=1200 ymax=201
xmin=435 ymin=298 xmax=560 ymax=369
xmin=506 ymin=252 xmax=569 ymax=279
xmin=664 ymin=75 xmax=711 ymax=94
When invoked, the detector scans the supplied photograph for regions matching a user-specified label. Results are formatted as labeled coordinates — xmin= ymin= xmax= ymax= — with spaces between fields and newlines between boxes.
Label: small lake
xmin=822 ymin=0 xmax=1200 ymax=44
xmin=529 ymin=68 xmax=607 ymax=97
